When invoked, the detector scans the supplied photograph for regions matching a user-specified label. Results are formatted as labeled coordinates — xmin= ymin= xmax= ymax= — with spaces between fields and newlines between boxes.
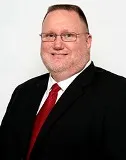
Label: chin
xmin=46 ymin=65 xmax=66 ymax=73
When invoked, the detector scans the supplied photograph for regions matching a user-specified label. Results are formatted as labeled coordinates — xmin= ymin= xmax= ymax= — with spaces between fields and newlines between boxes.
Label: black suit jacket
xmin=1 ymin=62 xmax=126 ymax=160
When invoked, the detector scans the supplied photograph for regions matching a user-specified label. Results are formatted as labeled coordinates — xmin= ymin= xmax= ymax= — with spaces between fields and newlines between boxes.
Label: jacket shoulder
xmin=15 ymin=73 xmax=49 ymax=91
xmin=94 ymin=66 xmax=126 ymax=85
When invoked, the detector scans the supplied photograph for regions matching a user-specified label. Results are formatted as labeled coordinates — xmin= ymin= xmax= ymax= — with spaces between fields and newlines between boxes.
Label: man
xmin=0 ymin=4 xmax=126 ymax=160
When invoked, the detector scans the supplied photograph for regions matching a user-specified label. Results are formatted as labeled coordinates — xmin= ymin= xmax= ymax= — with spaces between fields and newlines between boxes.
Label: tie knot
xmin=51 ymin=83 xmax=61 ymax=93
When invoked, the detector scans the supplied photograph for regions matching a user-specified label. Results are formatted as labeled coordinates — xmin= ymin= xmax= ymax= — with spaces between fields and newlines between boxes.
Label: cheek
xmin=76 ymin=40 xmax=88 ymax=53
xmin=68 ymin=42 xmax=86 ymax=55
xmin=73 ymin=43 xmax=88 ymax=61
xmin=41 ymin=43 xmax=52 ymax=53
xmin=41 ymin=44 xmax=47 ymax=53
xmin=65 ymin=42 xmax=78 ymax=53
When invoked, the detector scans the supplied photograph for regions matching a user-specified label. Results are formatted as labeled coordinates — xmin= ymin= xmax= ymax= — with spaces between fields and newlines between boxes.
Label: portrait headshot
xmin=0 ymin=1 xmax=126 ymax=160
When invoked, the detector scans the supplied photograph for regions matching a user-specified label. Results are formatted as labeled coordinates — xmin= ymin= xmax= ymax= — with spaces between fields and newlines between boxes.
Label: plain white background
xmin=1 ymin=0 xmax=126 ymax=123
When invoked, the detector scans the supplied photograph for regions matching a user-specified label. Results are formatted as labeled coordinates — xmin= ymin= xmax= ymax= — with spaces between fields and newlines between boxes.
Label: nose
xmin=53 ymin=36 xmax=64 ymax=50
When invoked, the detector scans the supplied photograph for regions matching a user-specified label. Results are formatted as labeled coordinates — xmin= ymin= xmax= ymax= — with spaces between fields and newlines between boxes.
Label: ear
xmin=86 ymin=33 xmax=92 ymax=49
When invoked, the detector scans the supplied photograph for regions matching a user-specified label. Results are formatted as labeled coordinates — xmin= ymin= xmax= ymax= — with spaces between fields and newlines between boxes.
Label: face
xmin=40 ymin=10 xmax=92 ymax=76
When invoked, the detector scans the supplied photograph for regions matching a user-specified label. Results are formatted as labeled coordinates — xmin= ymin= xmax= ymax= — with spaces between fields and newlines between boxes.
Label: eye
xmin=64 ymin=33 xmax=74 ymax=38
xmin=45 ymin=33 xmax=55 ymax=38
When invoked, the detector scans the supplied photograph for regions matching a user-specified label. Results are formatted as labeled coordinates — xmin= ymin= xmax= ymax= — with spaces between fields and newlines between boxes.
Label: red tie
xmin=26 ymin=83 xmax=61 ymax=160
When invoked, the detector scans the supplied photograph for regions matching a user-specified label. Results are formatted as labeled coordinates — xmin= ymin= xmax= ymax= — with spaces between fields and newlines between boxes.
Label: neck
xmin=50 ymin=64 xmax=88 ymax=82
xmin=51 ymin=71 xmax=77 ymax=82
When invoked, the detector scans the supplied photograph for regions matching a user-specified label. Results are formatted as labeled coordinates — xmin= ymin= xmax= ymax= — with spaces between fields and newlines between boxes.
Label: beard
xmin=41 ymin=49 xmax=90 ymax=75
xmin=42 ymin=56 xmax=69 ymax=73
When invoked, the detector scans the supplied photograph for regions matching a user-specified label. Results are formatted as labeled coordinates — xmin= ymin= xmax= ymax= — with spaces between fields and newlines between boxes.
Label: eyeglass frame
xmin=39 ymin=32 xmax=89 ymax=42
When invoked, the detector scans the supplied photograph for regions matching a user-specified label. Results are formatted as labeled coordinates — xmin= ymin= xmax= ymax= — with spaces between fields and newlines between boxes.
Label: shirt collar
xmin=47 ymin=60 xmax=91 ymax=92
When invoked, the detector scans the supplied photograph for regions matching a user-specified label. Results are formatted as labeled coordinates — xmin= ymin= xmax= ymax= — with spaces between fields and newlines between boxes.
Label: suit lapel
xmin=23 ymin=74 xmax=49 ymax=124
xmin=20 ymin=74 xmax=49 ymax=155
xmin=33 ymin=62 xmax=96 ymax=150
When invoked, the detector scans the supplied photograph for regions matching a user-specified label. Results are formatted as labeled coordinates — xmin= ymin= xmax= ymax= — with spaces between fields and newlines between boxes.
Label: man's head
xmin=40 ymin=4 xmax=92 ymax=81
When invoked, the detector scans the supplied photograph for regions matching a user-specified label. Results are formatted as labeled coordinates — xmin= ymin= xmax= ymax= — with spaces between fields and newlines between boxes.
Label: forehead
xmin=42 ymin=10 xmax=86 ymax=32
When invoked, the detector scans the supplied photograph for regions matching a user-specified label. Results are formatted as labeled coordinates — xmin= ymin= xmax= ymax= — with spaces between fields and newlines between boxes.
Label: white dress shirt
xmin=37 ymin=60 xmax=91 ymax=113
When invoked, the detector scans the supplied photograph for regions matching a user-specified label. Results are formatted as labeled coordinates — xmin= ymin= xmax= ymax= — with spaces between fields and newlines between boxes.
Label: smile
xmin=51 ymin=53 xmax=68 ymax=56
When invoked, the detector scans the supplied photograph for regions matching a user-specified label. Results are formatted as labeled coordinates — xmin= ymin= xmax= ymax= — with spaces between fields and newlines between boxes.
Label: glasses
xmin=39 ymin=32 xmax=89 ymax=42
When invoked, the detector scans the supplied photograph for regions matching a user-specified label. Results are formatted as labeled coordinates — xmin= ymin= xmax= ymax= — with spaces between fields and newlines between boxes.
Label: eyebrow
xmin=42 ymin=29 xmax=74 ymax=34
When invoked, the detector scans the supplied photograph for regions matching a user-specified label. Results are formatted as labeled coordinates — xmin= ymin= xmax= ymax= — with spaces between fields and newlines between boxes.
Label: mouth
xmin=51 ymin=53 xmax=68 ymax=56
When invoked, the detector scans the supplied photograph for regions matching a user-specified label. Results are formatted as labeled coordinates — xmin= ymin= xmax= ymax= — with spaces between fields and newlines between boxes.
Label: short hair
xmin=43 ymin=4 xmax=89 ymax=32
